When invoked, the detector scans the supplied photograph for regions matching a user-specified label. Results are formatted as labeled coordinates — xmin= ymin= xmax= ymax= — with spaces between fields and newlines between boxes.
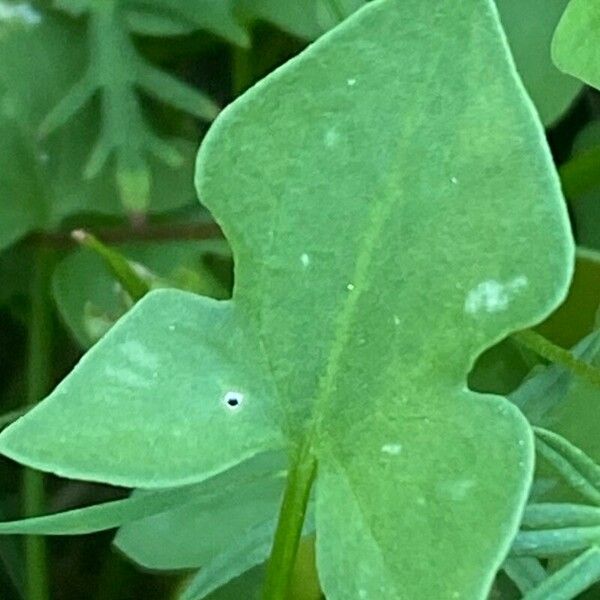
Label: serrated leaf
xmin=552 ymin=0 xmax=600 ymax=91
xmin=0 ymin=1 xmax=574 ymax=598
xmin=495 ymin=0 xmax=582 ymax=126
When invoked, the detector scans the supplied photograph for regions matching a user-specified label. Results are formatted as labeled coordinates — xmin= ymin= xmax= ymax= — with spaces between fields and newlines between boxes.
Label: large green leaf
xmin=495 ymin=0 xmax=582 ymax=126
xmin=0 ymin=1 xmax=573 ymax=597
xmin=552 ymin=0 xmax=600 ymax=91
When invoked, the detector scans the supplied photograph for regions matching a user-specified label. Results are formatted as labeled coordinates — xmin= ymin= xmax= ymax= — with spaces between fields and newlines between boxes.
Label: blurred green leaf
xmin=496 ymin=0 xmax=582 ymax=126
xmin=0 ymin=13 xmax=196 ymax=250
xmin=536 ymin=249 xmax=600 ymax=347
xmin=553 ymin=0 xmax=600 ymax=90
xmin=42 ymin=1 xmax=219 ymax=211
xmin=114 ymin=459 xmax=285 ymax=570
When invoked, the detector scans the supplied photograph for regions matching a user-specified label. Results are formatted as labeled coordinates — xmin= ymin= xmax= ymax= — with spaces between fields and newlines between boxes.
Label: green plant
xmin=1 ymin=0 xmax=600 ymax=599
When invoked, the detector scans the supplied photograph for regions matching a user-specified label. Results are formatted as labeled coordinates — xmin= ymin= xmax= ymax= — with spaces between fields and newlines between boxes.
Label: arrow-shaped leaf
xmin=0 ymin=1 xmax=573 ymax=597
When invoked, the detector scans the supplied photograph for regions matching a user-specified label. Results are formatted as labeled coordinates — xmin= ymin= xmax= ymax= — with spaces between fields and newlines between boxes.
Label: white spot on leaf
xmin=464 ymin=276 xmax=528 ymax=314
xmin=347 ymin=78 xmax=357 ymax=86
xmin=381 ymin=443 xmax=402 ymax=455
xmin=393 ymin=315 xmax=400 ymax=326
xmin=450 ymin=176 xmax=459 ymax=184
xmin=347 ymin=283 xmax=355 ymax=291
xmin=324 ymin=128 xmax=340 ymax=147
xmin=300 ymin=253 xmax=310 ymax=267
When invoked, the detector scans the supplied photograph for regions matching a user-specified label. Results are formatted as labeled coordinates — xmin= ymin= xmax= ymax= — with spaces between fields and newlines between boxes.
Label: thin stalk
xmin=24 ymin=246 xmax=54 ymax=600
xmin=71 ymin=230 xmax=150 ymax=301
xmin=512 ymin=329 xmax=600 ymax=388
xmin=232 ymin=46 xmax=253 ymax=97
xmin=262 ymin=443 xmax=317 ymax=600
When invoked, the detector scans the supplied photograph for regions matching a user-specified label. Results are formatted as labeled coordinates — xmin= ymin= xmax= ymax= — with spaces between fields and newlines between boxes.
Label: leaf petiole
xmin=512 ymin=329 xmax=600 ymax=388
xmin=262 ymin=442 xmax=317 ymax=600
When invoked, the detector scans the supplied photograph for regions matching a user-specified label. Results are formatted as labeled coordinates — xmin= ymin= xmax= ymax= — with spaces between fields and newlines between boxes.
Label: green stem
xmin=262 ymin=443 xmax=317 ymax=600
xmin=72 ymin=229 xmax=150 ymax=301
xmin=24 ymin=246 xmax=54 ymax=600
xmin=232 ymin=46 xmax=253 ymax=97
xmin=512 ymin=329 xmax=600 ymax=388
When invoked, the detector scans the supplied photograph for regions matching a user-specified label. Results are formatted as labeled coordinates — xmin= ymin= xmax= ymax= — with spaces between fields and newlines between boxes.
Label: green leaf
xmin=0 ymin=1 xmax=574 ymax=597
xmin=521 ymin=548 xmax=600 ymax=600
xmin=179 ymin=521 xmax=278 ymax=600
xmin=552 ymin=0 xmax=600 ymax=91
xmin=495 ymin=0 xmax=582 ymax=126
xmin=0 ymin=484 xmax=197 ymax=536
xmin=114 ymin=461 xmax=285 ymax=570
